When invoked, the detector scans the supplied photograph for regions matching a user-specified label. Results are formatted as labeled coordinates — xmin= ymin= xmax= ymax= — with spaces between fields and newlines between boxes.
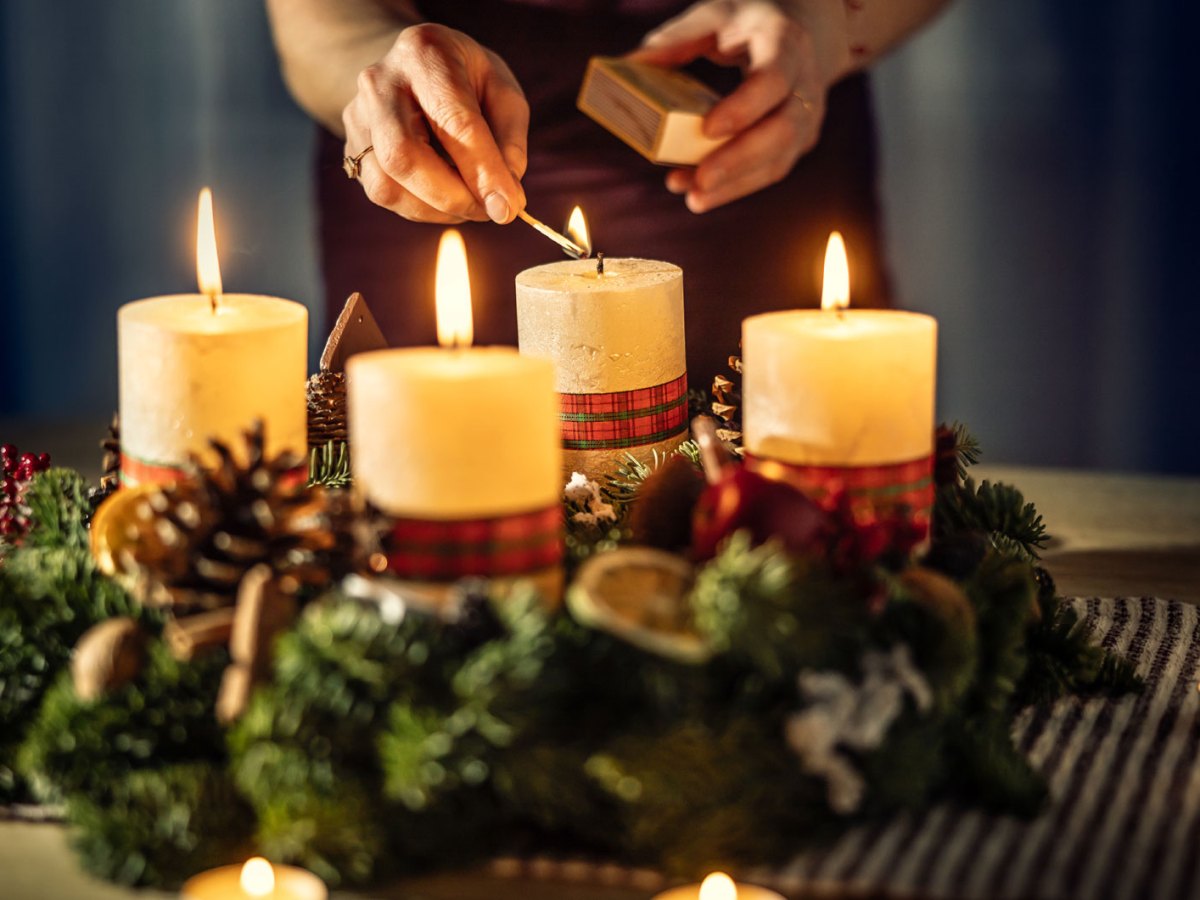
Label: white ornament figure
xmin=785 ymin=644 xmax=933 ymax=814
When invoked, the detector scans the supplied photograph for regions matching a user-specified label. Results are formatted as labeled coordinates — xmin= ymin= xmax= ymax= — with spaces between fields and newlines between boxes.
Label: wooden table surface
xmin=2 ymin=421 xmax=1199 ymax=899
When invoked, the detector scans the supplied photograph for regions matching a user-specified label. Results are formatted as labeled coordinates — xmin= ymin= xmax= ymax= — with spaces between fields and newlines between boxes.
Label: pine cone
xmin=115 ymin=422 xmax=356 ymax=612
xmin=711 ymin=355 xmax=744 ymax=453
xmin=88 ymin=413 xmax=122 ymax=509
xmin=307 ymin=371 xmax=348 ymax=450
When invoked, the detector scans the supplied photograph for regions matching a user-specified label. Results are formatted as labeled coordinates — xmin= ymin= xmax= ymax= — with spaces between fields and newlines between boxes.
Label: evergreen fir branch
xmin=1017 ymin=594 xmax=1142 ymax=706
xmin=603 ymin=441 xmax=700 ymax=507
xmin=949 ymin=422 xmax=982 ymax=480
xmin=307 ymin=441 xmax=351 ymax=489
xmin=1 ymin=541 xmax=143 ymax=801
xmin=66 ymin=764 xmax=252 ymax=888
xmin=960 ymin=552 xmax=1038 ymax=719
xmin=227 ymin=594 xmax=484 ymax=885
xmin=937 ymin=478 xmax=1049 ymax=561
xmin=21 ymin=469 xmax=93 ymax=551
xmin=573 ymin=717 xmax=833 ymax=874
xmin=17 ymin=643 xmax=227 ymax=803
xmin=689 ymin=532 xmax=867 ymax=684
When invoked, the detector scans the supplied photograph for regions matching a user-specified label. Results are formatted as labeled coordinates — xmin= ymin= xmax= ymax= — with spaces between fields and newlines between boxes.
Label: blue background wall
xmin=1 ymin=1 xmax=1196 ymax=473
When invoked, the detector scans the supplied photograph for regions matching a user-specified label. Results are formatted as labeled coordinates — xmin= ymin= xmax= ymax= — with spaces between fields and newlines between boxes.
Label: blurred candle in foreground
xmin=742 ymin=232 xmax=938 ymax=532
xmin=348 ymin=230 xmax=563 ymax=592
xmin=118 ymin=189 xmax=307 ymax=487
xmin=180 ymin=857 xmax=327 ymax=900
xmin=651 ymin=870 xmax=786 ymax=900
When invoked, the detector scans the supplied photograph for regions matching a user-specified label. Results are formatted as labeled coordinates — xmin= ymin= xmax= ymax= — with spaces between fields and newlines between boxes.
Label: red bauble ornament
xmin=690 ymin=417 xmax=827 ymax=561
xmin=692 ymin=464 xmax=828 ymax=561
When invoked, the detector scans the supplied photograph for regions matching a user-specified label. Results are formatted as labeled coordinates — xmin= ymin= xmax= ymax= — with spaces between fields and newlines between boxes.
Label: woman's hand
xmin=635 ymin=0 xmax=851 ymax=213
xmin=343 ymin=23 xmax=529 ymax=224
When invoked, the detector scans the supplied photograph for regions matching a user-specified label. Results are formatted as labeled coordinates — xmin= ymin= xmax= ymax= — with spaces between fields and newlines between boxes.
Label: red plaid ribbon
xmin=746 ymin=452 xmax=935 ymax=534
xmin=383 ymin=504 xmax=564 ymax=580
xmin=121 ymin=453 xmax=307 ymax=489
xmin=559 ymin=372 xmax=689 ymax=451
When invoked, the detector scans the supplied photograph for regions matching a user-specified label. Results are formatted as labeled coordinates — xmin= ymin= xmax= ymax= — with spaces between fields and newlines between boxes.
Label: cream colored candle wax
xmin=516 ymin=250 xmax=688 ymax=483
xmin=347 ymin=346 xmax=560 ymax=518
xmin=742 ymin=308 xmax=936 ymax=466
xmin=118 ymin=190 xmax=307 ymax=486
xmin=742 ymin=232 xmax=937 ymax=529
xmin=348 ymin=229 xmax=563 ymax=596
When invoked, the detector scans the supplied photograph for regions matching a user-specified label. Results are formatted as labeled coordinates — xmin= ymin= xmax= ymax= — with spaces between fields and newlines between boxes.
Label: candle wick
xmin=206 ymin=290 xmax=221 ymax=314
xmin=596 ymin=253 xmax=604 ymax=276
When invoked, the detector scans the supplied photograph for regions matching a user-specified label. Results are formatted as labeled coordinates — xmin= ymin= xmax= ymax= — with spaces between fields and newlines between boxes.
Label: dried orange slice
xmin=89 ymin=484 xmax=159 ymax=577
xmin=567 ymin=547 xmax=710 ymax=664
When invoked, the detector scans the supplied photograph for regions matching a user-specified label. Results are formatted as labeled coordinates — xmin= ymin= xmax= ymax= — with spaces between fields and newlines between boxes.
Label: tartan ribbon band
xmin=746 ymin=452 xmax=935 ymax=532
xmin=120 ymin=453 xmax=307 ymax=488
xmin=559 ymin=372 xmax=689 ymax=451
xmin=383 ymin=504 xmax=564 ymax=580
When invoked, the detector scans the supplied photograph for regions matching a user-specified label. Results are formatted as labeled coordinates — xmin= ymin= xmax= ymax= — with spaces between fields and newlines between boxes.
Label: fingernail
xmin=485 ymin=192 xmax=510 ymax=224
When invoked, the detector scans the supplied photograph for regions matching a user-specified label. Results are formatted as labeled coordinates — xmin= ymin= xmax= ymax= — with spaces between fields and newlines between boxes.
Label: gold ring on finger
xmin=343 ymin=144 xmax=374 ymax=180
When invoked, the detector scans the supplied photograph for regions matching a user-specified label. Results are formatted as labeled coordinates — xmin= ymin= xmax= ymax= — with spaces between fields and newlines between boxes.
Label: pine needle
xmin=308 ymin=442 xmax=351 ymax=489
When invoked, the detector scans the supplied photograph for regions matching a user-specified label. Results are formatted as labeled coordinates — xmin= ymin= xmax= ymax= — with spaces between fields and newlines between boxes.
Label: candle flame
xmin=239 ymin=857 xmax=275 ymax=897
xmin=196 ymin=187 xmax=223 ymax=311
xmin=820 ymin=231 xmax=850 ymax=312
xmin=565 ymin=206 xmax=592 ymax=259
xmin=699 ymin=872 xmax=738 ymax=900
xmin=435 ymin=229 xmax=473 ymax=348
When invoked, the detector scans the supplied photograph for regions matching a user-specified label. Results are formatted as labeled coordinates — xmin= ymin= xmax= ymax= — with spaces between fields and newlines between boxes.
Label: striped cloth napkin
xmin=745 ymin=596 xmax=1200 ymax=900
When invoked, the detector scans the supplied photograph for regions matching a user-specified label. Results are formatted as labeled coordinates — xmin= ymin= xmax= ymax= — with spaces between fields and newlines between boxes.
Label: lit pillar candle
xmin=516 ymin=207 xmax=688 ymax=483
xmin=181 ymin=856 xmax=327 ymax=900
xmin=742 ymin=232 xmax=937 ymax=531
xmin=348 ymin=230 xmax=562 ymax=589
xmin=118 ymin=189 xmax=307 ymax=486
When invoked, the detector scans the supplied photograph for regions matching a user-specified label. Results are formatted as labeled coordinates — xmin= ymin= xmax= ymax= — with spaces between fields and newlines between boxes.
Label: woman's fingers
xmin=354 ymin=69 xmax=487 ymax=220
xmin=703 ymin=7 xmax=804 ymax=138
xmin=342 ymin=23 xmax=529 ymax=224
xmin=353 ymin=151 xmax=468 ymax=224
xmin=629 ymin=32 xmax=719 ymax=68
xmin=685 ymin=97 xmax=817 ymax=212
xmin=665 ymin=168 xmax=696 ymax=195
xmin=344 ymin=85 xmax=470 ymax=224
xmin=403 ymin=28 xmax=525 ymax=223
xmin=480 ymin=54 xmax=531 ymax=183
xmin=636 ymin=0 xmax=852 ymax=213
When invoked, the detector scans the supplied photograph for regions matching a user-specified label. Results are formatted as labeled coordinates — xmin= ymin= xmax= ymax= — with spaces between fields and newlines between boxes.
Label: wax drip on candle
xmin=196 ymin=187 xmax=224 ymax=314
